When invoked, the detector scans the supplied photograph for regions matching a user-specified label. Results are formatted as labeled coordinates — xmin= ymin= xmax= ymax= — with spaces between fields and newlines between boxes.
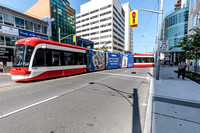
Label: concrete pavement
xmin=148 ymin=67 xmax=200 ymax=133
xmin=0 ymin=68 xmax=153 ymax=133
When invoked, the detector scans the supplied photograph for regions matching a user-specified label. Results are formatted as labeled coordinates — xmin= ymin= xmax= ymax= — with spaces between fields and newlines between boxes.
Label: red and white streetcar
xmin=10 ymin=38 xmax=87 ymax=81
xmin=133 ymin=54 xmax=154 ymax=67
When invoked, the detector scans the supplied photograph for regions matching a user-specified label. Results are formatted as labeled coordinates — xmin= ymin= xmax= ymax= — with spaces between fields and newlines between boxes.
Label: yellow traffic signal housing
xmin=130 ymin=10 xmax=138 ymax=27
xmin=73 ymin=35 xmax=76 ymax=43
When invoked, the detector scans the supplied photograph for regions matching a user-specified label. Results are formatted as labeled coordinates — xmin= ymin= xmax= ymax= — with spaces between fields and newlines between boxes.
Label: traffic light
xmin=130 ymin=10 xmax=138 ymax=27
xmin=73 ymin=35 xmax=76 ymax=43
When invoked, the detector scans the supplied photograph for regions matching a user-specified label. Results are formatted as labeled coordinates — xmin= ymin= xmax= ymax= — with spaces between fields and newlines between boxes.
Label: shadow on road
xmin=88 ymin=82 xmax=142 ymax=133
xmin=132 ymin=88 xmax=142 ymax=133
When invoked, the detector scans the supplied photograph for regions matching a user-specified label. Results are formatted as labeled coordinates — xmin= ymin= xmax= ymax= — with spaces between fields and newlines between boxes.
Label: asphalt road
xmin=0 ymin=67 xmax=153 ymax=133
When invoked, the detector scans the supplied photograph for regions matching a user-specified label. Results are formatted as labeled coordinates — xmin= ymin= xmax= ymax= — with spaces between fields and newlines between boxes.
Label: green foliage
xmin=124 ymin=50 xmax=133 ymax=54
xmin=177 ymin=27 xmax=200 ymax=60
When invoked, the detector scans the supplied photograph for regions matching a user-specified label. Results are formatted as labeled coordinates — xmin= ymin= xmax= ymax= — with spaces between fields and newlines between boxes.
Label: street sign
xmin=46 ymin=18 xmax=55 ymax=37
xmin=48 ymin=18 xmax=55 ymax=23
xmin=160 ymin=40 xmax=169 ymax=52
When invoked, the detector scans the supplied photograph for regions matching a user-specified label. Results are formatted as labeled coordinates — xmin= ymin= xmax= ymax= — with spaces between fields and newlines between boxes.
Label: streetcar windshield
xmin=13 ymin=45 xmax=34 ymax=67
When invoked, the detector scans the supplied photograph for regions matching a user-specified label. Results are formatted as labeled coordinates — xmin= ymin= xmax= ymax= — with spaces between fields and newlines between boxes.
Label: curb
xmin=144 ymin=78 xmax=154 ymax=133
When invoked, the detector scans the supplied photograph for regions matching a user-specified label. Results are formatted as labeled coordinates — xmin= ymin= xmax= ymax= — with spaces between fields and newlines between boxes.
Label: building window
xmin=82 ymin=28 xmax=89 ymax=32
xmin=34 ymin=23 xmax=41 ymax=33
xmin=82 ymin=34 xmax=89 ymax=37
xmin=82 ymin=13 xmax=89 ymax=17
xmin=100 ymin=11 xmax=111 ymax=16
xmin=100 ymin=29 xmax=111 ymax=33
xmin=0 ymin=12 xmax=3 ymax=23
xmin=90 ymin=9 xmax=99 ymax=14
xmin=42 ymin=26 xmax=47 ymax=34
xmin=0 ymin=35 xmax=4 ymax=45
xmin=15 ymin=17 xmax=25 ymax=29
xmin=91 ymin=37 xmax=99 ymax=40
xmin=90 ymin=26 xmax=99 ymax=30
xmin=5 ymin=36 xmax=12 ymax=46
xmin=90 ymin=31 xmax=99 ymax=35
xmin=3 ymin=13 xmax=14 ymax=26
xmin=76 ymin=16 xmax=81 ymax=19
xmin=100 ymin=17 xmax=111 ymax=22
xmin=90 ymin=20 xmax=99 ymax=25
xmin=90 ymin=15 xmax=98 ymax=20
xmin=25 ymin=20 xmax=33 ymax=31
xmin=100 ymin=4 xmax=111 ymax=11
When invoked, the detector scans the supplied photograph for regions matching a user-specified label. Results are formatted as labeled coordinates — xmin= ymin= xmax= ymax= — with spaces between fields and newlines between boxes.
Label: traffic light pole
xmin=135 ymin=0 xmax=163 ymax=80
xmin=156 ymin=0 xmax=163 ymax=80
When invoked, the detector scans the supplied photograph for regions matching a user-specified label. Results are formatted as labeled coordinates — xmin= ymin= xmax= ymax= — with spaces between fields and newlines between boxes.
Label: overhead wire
xmin=138 ymin=0 xmax=159 ymax=43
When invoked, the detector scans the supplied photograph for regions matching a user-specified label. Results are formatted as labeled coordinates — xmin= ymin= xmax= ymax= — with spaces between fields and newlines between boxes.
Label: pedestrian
xmin=166 ymin=61 xmax=169 ymax=67
xmin=178 ymin=59 xmax=187 ymax=80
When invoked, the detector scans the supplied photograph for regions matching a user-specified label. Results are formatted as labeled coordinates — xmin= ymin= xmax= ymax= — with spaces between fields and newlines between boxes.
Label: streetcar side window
xmin=46 ymin=49 xmax=52 ymax=66
xmin=33 ymin=48 xmax=46 ymax=67
xmin=74 ymin=53 xmax=85 ymax=65
xmin=134 ymin=57 xmax=154 ymax=63
xmin=61 ymin=51 xmax=74 ymax=66
xmin=52 ymin=51 xmax=60 ymax=66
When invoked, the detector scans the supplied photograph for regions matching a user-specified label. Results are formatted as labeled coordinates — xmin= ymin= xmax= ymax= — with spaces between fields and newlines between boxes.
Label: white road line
xmin=0 ymin=96 xmax=59 ymax=119
xmin=97 ymin=72 xmax=149 ymax=79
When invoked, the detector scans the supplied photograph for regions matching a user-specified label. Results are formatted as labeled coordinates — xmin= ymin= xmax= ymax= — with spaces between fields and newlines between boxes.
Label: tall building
xmin=76 ymin=0 xmax=125 ymax=53
xmin=121 ymin=3 xmax=134 ymax=53
xmin=25 ymin=0 xmax=76 ymax=45
xmin=188 ymin=0 xmax=200 ymax=34
xmin=187 ymin=0 xmax=200 ymax=67
xmin=163 ymin=0 xmax=189 ymax=63
xmin=0 ymin=5 xmax=48 ymax=67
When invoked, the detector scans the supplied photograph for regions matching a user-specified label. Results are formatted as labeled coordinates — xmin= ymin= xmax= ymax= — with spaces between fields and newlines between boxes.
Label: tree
xmin=177 ymin=27 xmax=200 ymax=73
xmin=124 ymin=50 xmax=133 ymax=54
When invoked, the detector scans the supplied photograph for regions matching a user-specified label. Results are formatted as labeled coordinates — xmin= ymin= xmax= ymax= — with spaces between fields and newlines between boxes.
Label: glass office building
xmin=51 ymin=0 xmax=76 ymax=44
xmin=25 ymin=0 xmax=76 ymax=45
xmin=163 ymin=7 xmax=189 ymax=62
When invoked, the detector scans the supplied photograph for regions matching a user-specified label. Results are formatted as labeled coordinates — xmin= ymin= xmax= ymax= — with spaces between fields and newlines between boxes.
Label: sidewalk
xmin=0 ymin=72 xmax=11 ymax=77
xmin=150 ymin=67 xmax=200 ymax=133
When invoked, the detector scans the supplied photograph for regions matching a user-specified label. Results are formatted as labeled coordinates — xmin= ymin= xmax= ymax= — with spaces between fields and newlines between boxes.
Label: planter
xmin=3 ymin=67 xmax=11 ymax=73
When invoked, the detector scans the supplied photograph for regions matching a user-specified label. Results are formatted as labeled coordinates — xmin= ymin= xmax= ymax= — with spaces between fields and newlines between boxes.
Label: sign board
xmin=0 ymin=25 xmax=1 ymax=32
xmin=121 ymin=54 xmax=133 ymax=68
xmin=0 ymin=48 xmax=13 ymax=62
xmin=6 ymin=62 xmax=12 ymax=67
xmin=19 ymin=30 xmax=48 ymax=40
xmin=106 ymin=52 xmax=120 ymax=69
xmin=160 ymin=40 xmax=169 ymax=52
xmin=2 ymin=26 xmax=19 ymax=36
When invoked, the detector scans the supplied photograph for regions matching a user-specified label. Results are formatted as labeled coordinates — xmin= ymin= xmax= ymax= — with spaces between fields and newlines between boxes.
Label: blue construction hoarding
xmin=106 ymin=52 xmax=119 ymax=69
xmin=90 ymin=49 xmax=105 ymax=71
xmin=121 ymin=54 xmax=133 ymax=68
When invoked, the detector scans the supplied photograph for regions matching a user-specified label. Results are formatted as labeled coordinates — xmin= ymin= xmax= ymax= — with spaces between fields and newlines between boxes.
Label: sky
xmin=0 ymin=0 xmax=177 ymax=54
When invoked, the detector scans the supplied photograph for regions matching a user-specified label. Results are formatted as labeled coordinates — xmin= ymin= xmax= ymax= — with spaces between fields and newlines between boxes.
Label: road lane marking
xmin=96 ymin=72 xmax=149 ymax=79
xmin=0 ymin=96 xmax=59 ymax=119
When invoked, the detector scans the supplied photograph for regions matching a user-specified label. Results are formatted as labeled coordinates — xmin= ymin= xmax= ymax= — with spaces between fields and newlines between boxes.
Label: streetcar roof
xmin=15 ymin=38 xmax=86 ymax=50
xmin=134 ymin=54 xmax=154 ymax=57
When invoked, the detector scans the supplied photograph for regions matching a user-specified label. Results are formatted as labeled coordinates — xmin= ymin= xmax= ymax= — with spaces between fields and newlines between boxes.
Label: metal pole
xmin=58 ymin=28 xmax=61 ymax=43
xmin=156 ymin=0 xmax=163 ymax=80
